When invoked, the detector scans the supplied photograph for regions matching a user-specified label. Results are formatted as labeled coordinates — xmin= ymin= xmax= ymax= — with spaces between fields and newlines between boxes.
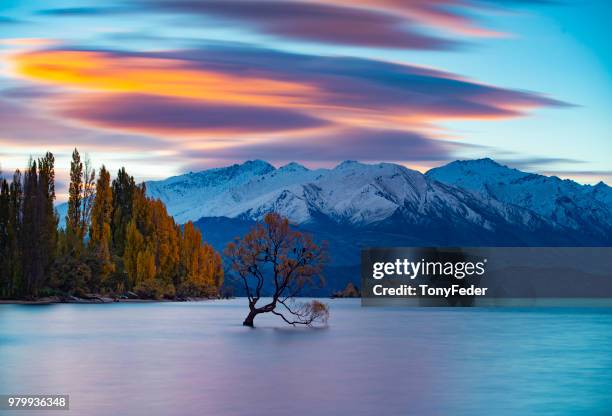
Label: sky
xmin=0 ymin=0 xmax=610 ymax=201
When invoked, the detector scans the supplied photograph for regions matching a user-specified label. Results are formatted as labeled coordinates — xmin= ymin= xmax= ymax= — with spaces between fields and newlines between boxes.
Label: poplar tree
xmin=52 ymin=149 xmax=94 ymax=295
xmin=20 ymin=154 xmax=57 ymax=296
xmin=124 ymin=184 xmax=155 ymax=293
xmin=89 ymin=166 xmax=114 ymax=287
xmin=124 ymin=220 xmax=145 ymax=290
xmin=38 ymin=152 xmax=58 ymax=272
xmin=21 ymin=159 xmax=42 ymax=296
xmin=0 ymin=171 xmax=22 ymax=298
xmin=150 ymin=199 xmax=180 ymax=288
xmin=81 ymin=155 xmax=96 ymax=236
xmin=7 ymin=170 xmax=23 ymax=296
xmin=178 ymin=221 xmax=223 ymax=297
xmin=66 ymin=148 xmax=83 ymax=244
xmin=122 ymin=182 xmax=223 ymax=299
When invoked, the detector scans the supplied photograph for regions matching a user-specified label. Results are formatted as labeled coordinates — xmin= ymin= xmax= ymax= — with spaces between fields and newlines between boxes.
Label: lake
xmin=1 ymin=299 xmax=611 ymax=415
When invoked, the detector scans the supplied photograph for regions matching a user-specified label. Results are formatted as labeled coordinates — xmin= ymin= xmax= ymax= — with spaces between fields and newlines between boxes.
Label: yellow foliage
xmin=121 ymin=190 xmax=223 ymax=297
xmin=89 ymin=166 xmax=115 ymax=281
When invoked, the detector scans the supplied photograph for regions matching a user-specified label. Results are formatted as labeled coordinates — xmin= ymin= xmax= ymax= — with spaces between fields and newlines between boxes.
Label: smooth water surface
xmin=1 ymin=299 xmax=611 ymax=416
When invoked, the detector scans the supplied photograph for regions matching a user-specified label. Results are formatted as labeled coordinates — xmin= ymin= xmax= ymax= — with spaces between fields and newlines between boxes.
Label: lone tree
xmin=225 ymin=213 xmax=329 ymax=327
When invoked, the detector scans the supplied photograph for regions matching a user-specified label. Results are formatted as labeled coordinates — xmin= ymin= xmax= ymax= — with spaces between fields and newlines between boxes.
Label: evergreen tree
xmin=111 ymin=167 xmax=136 ymax=257
xmin=21 ymin=159 xmax=43 ymax=296
xmin=38 ymin=152 xmax=58 ymax=283
xmin=20 ymin=154 xmax=57 ymax=297
xmin=0 ymin=177 xmax=9 ymax=297
xmin=66 ymin=148 xmax=83 ymax=246
xmin=49 ymin=254 xmax=91 ymax=296
xmin=7 ymin=170 xmax=23 ymax=296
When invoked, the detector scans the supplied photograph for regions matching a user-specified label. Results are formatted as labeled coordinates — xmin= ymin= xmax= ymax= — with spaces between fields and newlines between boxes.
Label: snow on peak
xmin=240 ymin=159 xmax=276 ymax=173
xmin=591 ymin=181 xmax=612 ymax=205
xmin=429 ymin=158 xmax=524 ymax=179
xmin=335 ymin=160 xmax=363 ymax=169
xmin=278 ymin=162 xmax=309 ymax=173
xmin=464 ymin=157 xmax=501 ymax=166
xmin=145 ymin=159 xmax=513 ymax=229
xmin=427 ymin=158 xmax=612 ymax=233
xmin=427 ymin=158 xmax=529 ymax=191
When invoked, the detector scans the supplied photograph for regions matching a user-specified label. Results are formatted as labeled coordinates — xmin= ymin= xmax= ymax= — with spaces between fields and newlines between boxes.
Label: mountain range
xmin=58 ymin=158 xmax=612 ymax=294
xmin=147 ymin=158 xmax=611 ymax=242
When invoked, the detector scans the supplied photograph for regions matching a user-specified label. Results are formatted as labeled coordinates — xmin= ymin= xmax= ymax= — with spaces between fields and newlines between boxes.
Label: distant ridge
xmin=427 ymin=158 xmax=612 ymax=239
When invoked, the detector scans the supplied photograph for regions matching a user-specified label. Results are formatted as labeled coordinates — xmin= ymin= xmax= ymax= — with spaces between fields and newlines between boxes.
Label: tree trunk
xmin=243 ymin=309 xmax=258 ymax=327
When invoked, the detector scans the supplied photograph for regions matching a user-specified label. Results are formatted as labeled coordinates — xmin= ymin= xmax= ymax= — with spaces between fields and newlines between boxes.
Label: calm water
xmin=1 ymin=299 xmax=611 ymax=416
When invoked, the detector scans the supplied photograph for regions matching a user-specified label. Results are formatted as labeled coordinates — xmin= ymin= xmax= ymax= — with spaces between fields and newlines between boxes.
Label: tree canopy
xmin=225 ymin=212 xmax=329 ymax=327
xmin=0 ymin=149 xmax=223 ymax=300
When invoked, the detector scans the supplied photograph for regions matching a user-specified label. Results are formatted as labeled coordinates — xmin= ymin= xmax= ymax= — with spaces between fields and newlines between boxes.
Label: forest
xmin=0 ymin=149 xmax=223 ymax=300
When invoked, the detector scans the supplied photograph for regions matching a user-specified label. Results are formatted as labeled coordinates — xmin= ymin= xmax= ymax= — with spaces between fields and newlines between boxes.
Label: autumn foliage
xmin=225 ymin=212 xmax=328 ymax=327
xmin=0 ymin=149 xmax=223 ymax=299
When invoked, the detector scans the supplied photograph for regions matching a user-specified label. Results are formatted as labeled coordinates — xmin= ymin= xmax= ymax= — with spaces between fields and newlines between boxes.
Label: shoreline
xmin=0 ymin=296 xmax=222 ymax=305
xmin=0 ymin=295 xmax=354 ymax=305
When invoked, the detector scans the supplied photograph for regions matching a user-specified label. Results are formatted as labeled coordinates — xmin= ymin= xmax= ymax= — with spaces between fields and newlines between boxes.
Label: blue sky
xmin=0 ymin=0 xmax=610 ymax=199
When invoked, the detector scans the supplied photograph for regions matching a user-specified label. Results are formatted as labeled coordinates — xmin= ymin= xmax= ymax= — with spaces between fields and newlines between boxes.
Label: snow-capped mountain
xmin=146 ymin=159 xmax=610 ymax=247
xmin=427 ymin=158 xmax=612 ymax=240
xmin=147 ymin=160 xmax=522 ymax=229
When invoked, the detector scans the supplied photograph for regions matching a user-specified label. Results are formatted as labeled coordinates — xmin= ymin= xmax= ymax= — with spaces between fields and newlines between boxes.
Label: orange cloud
xmin=13 ymin=50 xmax=318 ymax=108
xmin=9 ymin=46 xmax=567 ymax=140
